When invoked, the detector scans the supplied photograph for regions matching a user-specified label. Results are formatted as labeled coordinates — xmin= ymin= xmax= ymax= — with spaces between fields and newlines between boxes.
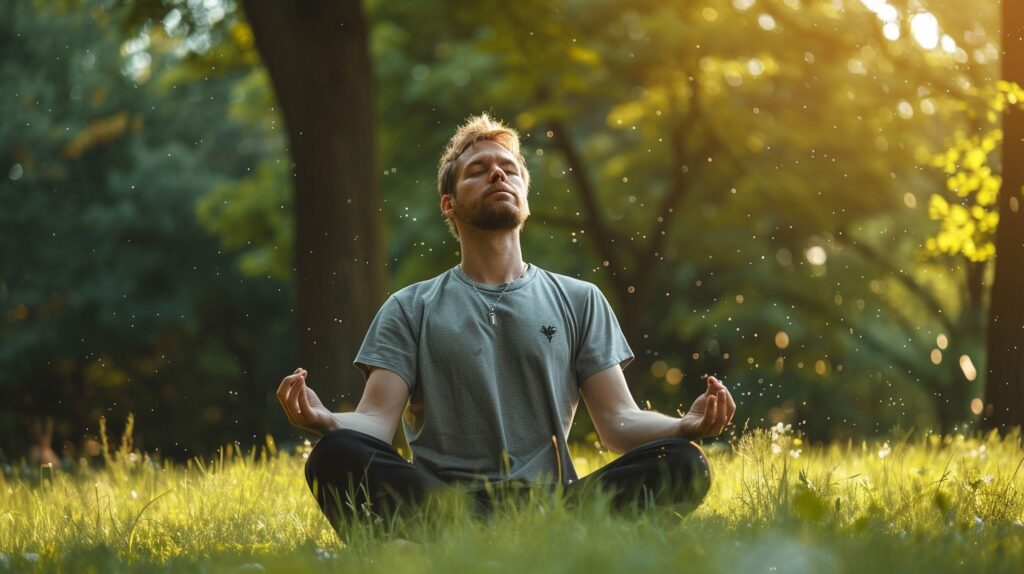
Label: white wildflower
xmin=770 ymin=422 xmax=792 ymax=442
xmin=315 ymin=548 xmax=338 ymax=561
xmin=877 ymin=442 xmax=891 ymax=459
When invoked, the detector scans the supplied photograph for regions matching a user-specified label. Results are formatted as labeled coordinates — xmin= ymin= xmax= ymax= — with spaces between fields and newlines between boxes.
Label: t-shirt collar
xmin=451 ymin=262 xmax=537 ymax=293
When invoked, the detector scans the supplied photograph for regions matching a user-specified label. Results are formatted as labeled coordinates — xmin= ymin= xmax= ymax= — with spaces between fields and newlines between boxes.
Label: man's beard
xmin=454 ymin=192 xmax=530 ymax=232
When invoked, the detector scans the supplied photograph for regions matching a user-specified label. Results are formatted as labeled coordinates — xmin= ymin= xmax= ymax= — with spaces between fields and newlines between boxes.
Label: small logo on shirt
xmin=540 ymin=325 xmax=557 ymax=342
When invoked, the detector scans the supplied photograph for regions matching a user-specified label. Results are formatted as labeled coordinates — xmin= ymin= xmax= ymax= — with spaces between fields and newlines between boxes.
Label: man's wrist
xmin=676 ymin=416 xmax=698 ymax=441
xmin=318 ymin=414 xmax=343 ymax=435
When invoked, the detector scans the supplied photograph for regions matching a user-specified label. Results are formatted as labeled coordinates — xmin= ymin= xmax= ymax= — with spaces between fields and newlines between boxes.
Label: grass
xmin=3 ymin=418 xmax=1024 ymax=573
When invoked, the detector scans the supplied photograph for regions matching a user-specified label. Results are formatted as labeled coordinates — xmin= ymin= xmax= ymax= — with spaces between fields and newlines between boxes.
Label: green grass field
xmin=3 ymin=420 xmax=1024 ymax=573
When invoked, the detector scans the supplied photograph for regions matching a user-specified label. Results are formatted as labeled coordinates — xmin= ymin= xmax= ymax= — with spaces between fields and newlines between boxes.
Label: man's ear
xmin=440 ymin=194 xmax=455 ymax=217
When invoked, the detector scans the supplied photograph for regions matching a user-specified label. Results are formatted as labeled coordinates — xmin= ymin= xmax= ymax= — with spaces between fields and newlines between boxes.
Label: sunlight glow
xmin=814 ymin=360 xmax=828 ymax=375
xmin=805 ymin=246 xmax=827 ymax=265
xmin=775 ymin=331 xmax=790 ymax=349
xmin=863 ymin=0 xmax=948 ymax=50
xmin=882 ymin=22 xmax=900 ymax=41
xmin=747 ymin=58 xmax=765 ymax=76
xmin=861 ymin=0 xmax=898 ymax=23
xmin=910 ymin=12 xmax=940 ymax=50
xmin=650 ymin=360 xmax=668 ymax=378
xmin=940 ymin=34 xmax=958 ymax=53
xmin=666 ymin=368 xmax=683 ymax=385
xmin=959 ymin=355 xmax=978 ymax=381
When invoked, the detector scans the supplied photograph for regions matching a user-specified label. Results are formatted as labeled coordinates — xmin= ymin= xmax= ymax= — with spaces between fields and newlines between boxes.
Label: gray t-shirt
xmin=353 ymin=263 xmax=634 ymax=486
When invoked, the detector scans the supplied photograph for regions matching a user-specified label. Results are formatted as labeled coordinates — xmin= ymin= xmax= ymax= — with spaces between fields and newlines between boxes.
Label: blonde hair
xmin=437 ymin=113 xmax=530 ymax=238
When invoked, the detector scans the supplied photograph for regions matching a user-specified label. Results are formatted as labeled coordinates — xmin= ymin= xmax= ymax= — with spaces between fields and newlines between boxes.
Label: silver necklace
xmin=460 ymin=262 xmax=528 ymax=325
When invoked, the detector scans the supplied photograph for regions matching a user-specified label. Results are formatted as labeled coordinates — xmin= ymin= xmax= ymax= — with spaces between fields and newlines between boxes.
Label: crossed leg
xmin=304 ymin=428 xmax=446 ymax=531
xmin=566 ymin=438 xmax=712 ymax=513
xmin=304 ymin=429 xmax=712 ymax=532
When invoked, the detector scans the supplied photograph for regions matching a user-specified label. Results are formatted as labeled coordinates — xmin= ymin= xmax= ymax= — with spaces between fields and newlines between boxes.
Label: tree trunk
xmin=982 ymin=0 xmax=1024 ymax=431
xmin=938 ymin=262 xmax=986 ymax=433
xmin=240 ymin=0 xmax=384 ymax=408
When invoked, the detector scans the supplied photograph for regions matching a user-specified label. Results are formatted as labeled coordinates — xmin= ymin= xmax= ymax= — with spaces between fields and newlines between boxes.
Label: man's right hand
xmin=276 ymin=368 xmax=339 ymax=436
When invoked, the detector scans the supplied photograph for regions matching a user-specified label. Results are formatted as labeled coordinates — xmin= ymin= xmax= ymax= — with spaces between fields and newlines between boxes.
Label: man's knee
xmin=655 ymin=439 xmax=713 ymax=504
xmin=304 ymin=429 xmax=377 ymax=490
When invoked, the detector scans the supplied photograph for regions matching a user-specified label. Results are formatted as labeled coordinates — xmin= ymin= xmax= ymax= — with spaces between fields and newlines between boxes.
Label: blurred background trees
xmin=1 ymin=0 xmax=1018 ymax=461
xmin=0 ymin=0 xmax=294 ymax=458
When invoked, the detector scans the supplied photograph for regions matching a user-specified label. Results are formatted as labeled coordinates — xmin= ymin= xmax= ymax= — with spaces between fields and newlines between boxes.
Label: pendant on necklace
xmin=489 ymin=311 xmax=496 ymax=325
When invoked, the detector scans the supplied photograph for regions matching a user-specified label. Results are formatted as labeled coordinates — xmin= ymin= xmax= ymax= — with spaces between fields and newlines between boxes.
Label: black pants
xmin=305 ymin=429 xmax=712 ymax=532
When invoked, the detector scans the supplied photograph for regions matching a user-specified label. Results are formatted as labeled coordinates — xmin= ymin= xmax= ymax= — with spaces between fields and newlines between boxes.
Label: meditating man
xmin=276 ymin=114 xmax=736 ymax=530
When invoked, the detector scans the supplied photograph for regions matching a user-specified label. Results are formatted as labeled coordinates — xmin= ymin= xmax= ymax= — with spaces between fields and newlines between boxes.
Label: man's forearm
xmin=604 ymin=409 xmax=684 ymax=453
xmin=326 ymin=411 xmax=396 ymax=444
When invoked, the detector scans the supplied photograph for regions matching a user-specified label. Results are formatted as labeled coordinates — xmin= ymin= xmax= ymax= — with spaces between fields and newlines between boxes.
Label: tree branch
xmin=767 ymin=282 xmax=936 ymax=389
xmin=836 ymin=233 xmax=957 ymax=336
xmin=531 ymin=210 xmax=633 ymax=246
xmin=548 ymin=119 xmax=631 ymax=293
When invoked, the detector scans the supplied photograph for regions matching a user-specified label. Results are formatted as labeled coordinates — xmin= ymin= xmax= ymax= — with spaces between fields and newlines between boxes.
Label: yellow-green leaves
xmin=925 ymin=194 xmax=998 ymax=261
xmin=925 ymin=83 xmax=1023 ymax=262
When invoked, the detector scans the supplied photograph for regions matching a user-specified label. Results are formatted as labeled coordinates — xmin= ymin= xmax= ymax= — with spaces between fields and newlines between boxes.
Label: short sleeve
xmin=353 ymin=295 xmax=418 ymax=393
xmin=574 ymin=285 xmax=635 ymax=384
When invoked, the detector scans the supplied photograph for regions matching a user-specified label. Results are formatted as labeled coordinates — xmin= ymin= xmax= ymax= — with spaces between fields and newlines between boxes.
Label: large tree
xmin=238 ymin=1 xmax=385 ymax=408
xmin=983 ymin=0 xmax=1024 ymax=431
xmin=127 ymin=0 xmax=387 ymax=407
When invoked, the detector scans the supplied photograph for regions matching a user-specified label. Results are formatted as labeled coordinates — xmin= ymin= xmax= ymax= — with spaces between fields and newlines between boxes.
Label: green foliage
xmin=197 ymin=159 xmax=292 ymax=279
xmin=926 ymin=81 xmax=1024 ymax=261
xmin=194 ymin=68 xmax=292 ymax=280
xmin=368 ymin=0 xmax=997 ymax=437
xmin=0 ymin=1 xmax=294 ymax=456
xmin=1 ymin=0 xmax=1012 ymax=458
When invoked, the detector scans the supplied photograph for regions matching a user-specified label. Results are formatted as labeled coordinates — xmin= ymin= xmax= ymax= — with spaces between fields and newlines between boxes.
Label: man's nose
xmin=487 ymin=165 xmax=508 ymax=183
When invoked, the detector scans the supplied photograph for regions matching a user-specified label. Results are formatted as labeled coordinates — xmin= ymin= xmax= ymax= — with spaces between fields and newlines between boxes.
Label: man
xmin=277 ymin=114 xmax=736 ymax=530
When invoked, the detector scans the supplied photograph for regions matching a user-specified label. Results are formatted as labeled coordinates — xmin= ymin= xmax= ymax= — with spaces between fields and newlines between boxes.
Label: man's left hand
xmin=678 ymin=376 xmax=736 ymax=440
